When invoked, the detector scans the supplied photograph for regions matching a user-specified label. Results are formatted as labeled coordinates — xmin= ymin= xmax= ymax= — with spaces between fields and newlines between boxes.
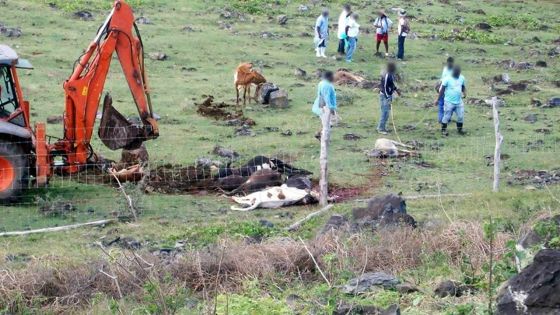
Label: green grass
xmin=1 ymin=0 xmax=559 ymax=313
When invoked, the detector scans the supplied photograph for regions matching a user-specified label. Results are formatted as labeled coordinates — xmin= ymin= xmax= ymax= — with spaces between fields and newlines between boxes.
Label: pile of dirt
xmin=508 ymin=169 xmax=560 ymax=187
xmin=146 ymin=164 xmax=215 ymax=194
xmin=196 ymin=96 xmax=251 ymax=123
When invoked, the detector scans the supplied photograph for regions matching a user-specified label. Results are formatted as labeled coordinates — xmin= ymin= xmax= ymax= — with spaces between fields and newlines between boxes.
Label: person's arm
xmin=328 ymin=85 xmax=337 ymax=113
xmin=435 ymin=84 xmax=445 ymax=105
xmin=391 ymin=75 xmax=401 ymax=96
xmin=462 ymin=85 xmax=467 ymax=99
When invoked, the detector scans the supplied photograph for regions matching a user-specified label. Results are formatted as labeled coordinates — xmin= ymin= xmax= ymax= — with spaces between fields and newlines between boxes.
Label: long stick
xmin=286 ymin=204 xmax=334 ymax=231
xmin=492 ymin=96 xmax=504 ymax=192
xmin=298 ymin=236 xmax=331 ymax=288
xmin=319 ymin=107 xmax=332 ymax=206
xmin=0 ymin=219 xmax=115 ymax=237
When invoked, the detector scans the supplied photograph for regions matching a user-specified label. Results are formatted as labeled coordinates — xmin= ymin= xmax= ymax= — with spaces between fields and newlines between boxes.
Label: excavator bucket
xmin=98 ymin=94 xmax=143 ymax=150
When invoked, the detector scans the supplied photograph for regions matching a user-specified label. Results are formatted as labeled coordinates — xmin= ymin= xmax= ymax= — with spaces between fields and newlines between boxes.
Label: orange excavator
xmin=0 ymin=0 xmax=158 ymax=202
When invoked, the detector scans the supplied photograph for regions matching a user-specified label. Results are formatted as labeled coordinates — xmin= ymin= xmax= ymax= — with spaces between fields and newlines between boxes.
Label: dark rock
xmin=213 ymin=145 xmax=239 ymax=160
xmin=548 ymin=46 xmax=560 ymax=57
xmin=434 ymin=280 xmax=474 ymax=298
xmin=294 ymin=68 xmax=307 ymax=78
xmin=548 ymin=97 xmax=560 ymax=107
xmin=234 ymin=125 xmax=254 ymax=137
xmin=508 ymin=82 xmax=528 ymax=91
xmin=333 ymin=303 xmax=400 ymax=315
xmin=135 ymin=16 xmax=152 ymax=25
xmin=269 ymin=90 xmax=289 ymax=108
xmin=518 ymin=215 xmax=560 ymax=250
xmin=74 ymin=10 xmax=94 ymax=20
xmin=379 ymin=212 xmax=417 ymax=228
xmin=397 ymin=283 xmax=419 ymax=294
xmin=535 ymin=60 xmax=547 ymax=68
xmin=343 ymin=133 xmax=362 ymax=141
xmin=321 ymin=214 xmax=349 ymax=233
xmin=353 ymin=194 xmax=406 ymax=226
xmin=281 ymin=130 xmax=293 ymax=136
xmin=514 ymin=62 xmax=533 ymax=70
xmin=493 ymin=73 xmax=510 ymax=84
xmin=277 ymin=15 xmax=288 ymax=25
xmin=0 ymin=26 xmax=22 ymax=38
xmin=342 ymin=272 xmax=400 ymax=294
xmin=496 ymin=249 xmax=560 ymax=315
xmin=476 ymin=22 xmax=492 ymax=30
xmin=46 ymin=115 xmax=63 ymax=124
xmin=259 ymin=219 xmax=274 ymax=228
xmin=523 ymin=114 xmax=538 ymax=124
xmin=119 ymin=237 xmax=142 ymax=250
xmin=531 ymin=98 xmax=543 ymax=107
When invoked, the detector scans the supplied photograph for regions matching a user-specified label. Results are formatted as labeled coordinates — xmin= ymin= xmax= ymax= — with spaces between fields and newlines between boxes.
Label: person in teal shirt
xmin=436 ymin=57 xmax=454 ymax=123
xmin=435 ymin=66 xmax=466 ymax=136
xmin=313 ymin=71 xmax=337 ymax=139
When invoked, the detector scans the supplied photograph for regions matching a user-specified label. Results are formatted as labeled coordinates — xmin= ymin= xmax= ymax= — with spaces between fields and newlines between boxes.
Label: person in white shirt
xmin=396 ymin=10 xmax=409 ymax=60
xmin=373 ymin=10 xmax=393 ymax=57
xmin=337 ymin=4 xmax=352 ymax=56
xmin=344 ymin=13 xmax=360 ymax=63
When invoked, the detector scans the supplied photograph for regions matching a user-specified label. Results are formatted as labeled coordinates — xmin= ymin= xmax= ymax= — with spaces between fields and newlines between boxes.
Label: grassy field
xmin=1 ymin=0 xmax=559 ymax=313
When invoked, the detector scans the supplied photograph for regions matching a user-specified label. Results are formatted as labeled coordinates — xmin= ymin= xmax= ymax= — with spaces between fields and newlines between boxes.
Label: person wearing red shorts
xmin=373 ymin=10 xmax=393 ymax=57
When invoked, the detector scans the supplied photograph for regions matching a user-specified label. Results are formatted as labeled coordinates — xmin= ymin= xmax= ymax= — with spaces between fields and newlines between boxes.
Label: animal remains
xmin=231 ymin=184 xmax=311 ymax=211
xmin=367 ymin=138 xmax=418 ymax=158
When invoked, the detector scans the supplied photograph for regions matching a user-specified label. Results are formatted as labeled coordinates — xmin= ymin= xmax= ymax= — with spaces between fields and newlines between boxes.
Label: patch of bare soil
xmin=145 ymin=164 xmax=215 ymax=194
xmin=196 ymin=96 xmax=255 ymax=125
xmin=508 ymin=169 xmax=560 ymax=187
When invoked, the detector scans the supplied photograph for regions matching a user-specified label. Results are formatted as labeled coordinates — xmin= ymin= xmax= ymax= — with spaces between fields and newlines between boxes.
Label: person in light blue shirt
xmin=435 ymin=65 xmax=466 ymax=136
xmin=313 ymin=71 xmax=337 ymax=139
xmin=314 ymin=9 xmax=330 ymax=58
xmin=436 ymin=57 xmax=454 ymax=123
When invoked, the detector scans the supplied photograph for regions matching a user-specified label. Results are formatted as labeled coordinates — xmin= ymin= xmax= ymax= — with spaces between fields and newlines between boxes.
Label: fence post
xmin=319 ymin=107 xmax=331 ymax=206
xmin=492 ymin=97 xmax=503 ymax=192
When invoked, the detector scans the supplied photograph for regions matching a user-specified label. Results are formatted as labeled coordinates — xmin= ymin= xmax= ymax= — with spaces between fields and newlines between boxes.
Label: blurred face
xmin=452 ymin=67 xmax=461 ymax=78
xmin=323 ymin=11 xmax=329 ymax=18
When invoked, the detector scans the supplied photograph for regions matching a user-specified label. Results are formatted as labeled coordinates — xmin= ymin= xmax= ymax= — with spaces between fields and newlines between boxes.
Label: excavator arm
xmin=51 ymin=0 xmax=158 ymax=173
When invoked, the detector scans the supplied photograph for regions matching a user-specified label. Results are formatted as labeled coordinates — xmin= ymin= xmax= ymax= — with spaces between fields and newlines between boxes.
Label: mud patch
xmin=508 ymin=169 xmax=560 ymax=188
xmin=196 ymin=96 xmax=255 ymax=127
xmin=146 ymin=164 xmax=215 ymax=194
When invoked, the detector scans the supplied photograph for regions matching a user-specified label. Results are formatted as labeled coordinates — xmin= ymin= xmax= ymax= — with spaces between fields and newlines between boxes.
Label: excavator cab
xmin=0 ymin=45 xmax=36 ymax=202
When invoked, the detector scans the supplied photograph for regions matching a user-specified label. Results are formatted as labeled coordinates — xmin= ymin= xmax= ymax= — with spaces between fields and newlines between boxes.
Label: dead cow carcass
xmin=367 ymin=138 xmax=418 ymax=158
xmin=223 ymin=169 xmax=283 ymax=196
xmin=231 ymin=185 xmax=310 ymax=211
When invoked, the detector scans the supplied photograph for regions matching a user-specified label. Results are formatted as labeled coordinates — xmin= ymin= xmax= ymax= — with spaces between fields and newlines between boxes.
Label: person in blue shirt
xmin=436 ymin=57 xmax=454 ymax=123
xmin=377 ymin=62 xmax=401 ymax=134
xmin=435 ymin=65 xmax=467 ymax=136
xmin=313 ymin=71 xmax=337 ymax=139
xmin=314 ymin=9 xmax=330 ymax=58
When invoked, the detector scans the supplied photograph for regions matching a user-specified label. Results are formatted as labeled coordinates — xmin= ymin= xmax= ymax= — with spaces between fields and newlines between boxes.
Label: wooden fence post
xmin=492 ymin=97 xmax=504 ymax=192
xmin=319 ymin=107 xmax=332 ymax=206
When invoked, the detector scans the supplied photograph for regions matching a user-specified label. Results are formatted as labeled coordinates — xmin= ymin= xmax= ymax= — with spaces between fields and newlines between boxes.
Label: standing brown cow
xmin=234 ymin=63 xmax=267 ymax=106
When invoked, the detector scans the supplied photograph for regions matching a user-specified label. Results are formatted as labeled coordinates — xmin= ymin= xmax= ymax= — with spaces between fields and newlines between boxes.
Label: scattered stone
xmin=213 ymin=145 xmax=239 ymax=160
xmin=342 ymin=272 xmax=400 ymax=294
xmin=321 ymin=214 xmax=349 ymax=233
xmin=277 ymin=15 xmax=288 ymax=25
xmin=509 ymin=169 xmax=560 ymax=187
xmin=535 ymin=60 xmax=547 ymax=68
xmin=269 ymin=90 xmax=289 ymax=108
xmin=135 ymin=16 xmax=152 ymax=25
xmin=46 ymin=115 xmax=63 ymax=124
xmin=535 ymin=128 xmax=551 ymax=134
xmin=397 ymin=283 xmax=419 ymax=294
xmin=531 ymin=98 xmax=543 ymax=107
xmin=508 ymin=82 xmax=528 ymax=91
xmin=514 ymin=62 xmax=533 ymax=70
xmin=496 ymin=249 xmax=560 ymax=315
xmin=476 ymin=22 xmax=492 ymax=30
xmin=523 ymin=114 xmax=538 ymax=124
xmin=281 ymin=130 xmax=293 ymax=136
xmin=73 ymin=10 xmax=94 ymax=21
xmin=493 ymin=73 xmax=510 ymax=84
xmin=0 ymin=26 xmax=22 ymax=38
xmin=182 ymin=25 xmax=197 ymax=32
xmin=298 ymin=5 xmax=309 ymax=13
xmin=518 ymin=215 xmax=560 ymax=250
xmin=343 ymin=133 xmax=362 ymax=141
xmin=235 ymin=125 xmax=254 ymax=137
xmin=334 ymin=303 xmax=400 ymax=315
xmin=353 ymin=194 xmax=406 ymax=227
xmin=259 ymin=219 xmax=274 ymax=228
xmin=294 ymin=67 xmax=307 ymax=78
xmin=548 ymin=46 xmax=560 ymax=57
xmin=434 ymin=280 xmax=474 ymax=298
xmin=149 ymin=52 xmax=168 ymax=61
xmin=547 ymin=97 xmax=560 ymax=107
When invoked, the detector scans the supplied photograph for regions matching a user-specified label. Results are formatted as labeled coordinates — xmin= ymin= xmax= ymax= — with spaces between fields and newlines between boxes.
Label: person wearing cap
xmin=314 ymin=9 xmax=330 ymax=58
xmin=373 ymin=9 xmax=393 ymax=57
xmin=345 ymin=13 xmax=360 ymax=63
xmin=396 ymin=10 xmax=410 ymax=60
xmin=435 ymin=65 xmax=467 ymax=136
xmin=377 ymin=62 xmax=401 ymax=134
xmin=337 ymin=4 xmax=352 ymax=56
xmin=313 ymin=71 xmax=337 ymax=139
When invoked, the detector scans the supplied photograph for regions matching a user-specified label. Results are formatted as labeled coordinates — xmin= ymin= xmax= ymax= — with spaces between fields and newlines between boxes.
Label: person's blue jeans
xmin=442 ymin=101 xmax=464 ymax=124
xmin=438 ymin=95 xmax=445 ymax=123
xmin=346 ymin=37 xmax=357 ymax=61
xmin=397 ymin=35 xmax=405 ymax=59
xmin=377 ymin=94 xmax=392 ymax=131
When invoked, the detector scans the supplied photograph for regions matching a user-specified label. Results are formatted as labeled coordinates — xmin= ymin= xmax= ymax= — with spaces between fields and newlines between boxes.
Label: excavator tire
xmin=0 ymin=139 xmax=29 ymax=204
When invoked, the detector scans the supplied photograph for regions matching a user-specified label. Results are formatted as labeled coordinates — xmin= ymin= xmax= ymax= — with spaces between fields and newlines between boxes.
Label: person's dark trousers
xmin=397 ymin=35 xmax=405 ymax=59
xmin=338 ymin=39 xmax=346 ymax=54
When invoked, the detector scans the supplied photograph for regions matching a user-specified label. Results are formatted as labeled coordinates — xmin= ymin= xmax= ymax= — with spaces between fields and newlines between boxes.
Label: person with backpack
xmin=396 ymin=10 xmax=410 ymax=60
xmin=373 ymin=9 xmax=393 ymax=57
